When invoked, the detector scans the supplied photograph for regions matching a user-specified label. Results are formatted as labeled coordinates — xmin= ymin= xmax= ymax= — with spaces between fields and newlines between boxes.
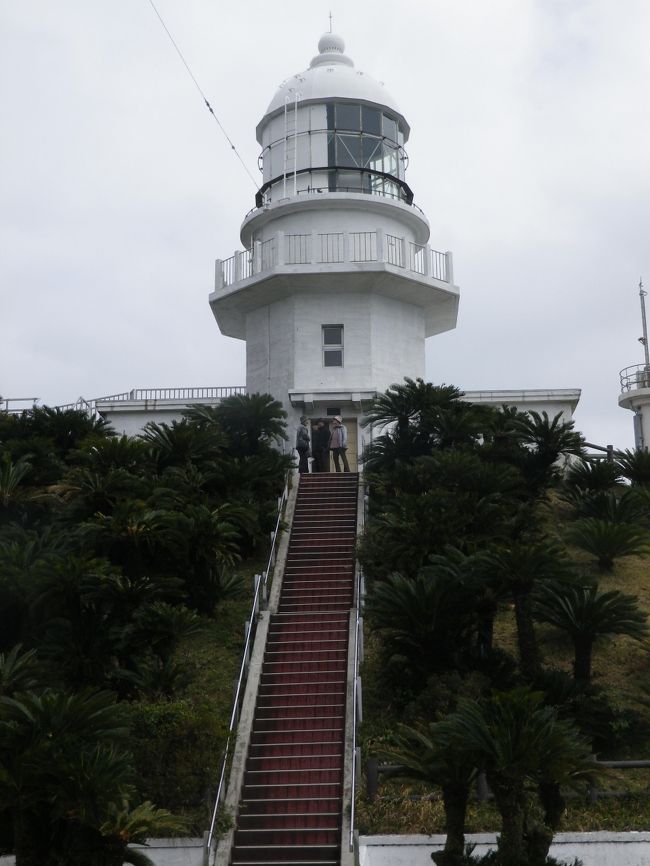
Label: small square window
xmin=323 ymin=325 xmax=343 ymax=346
xmin=322 ymin=324 xmax=343 ymax=367
xmin=324 ymin=349 xmax=343 ymax=367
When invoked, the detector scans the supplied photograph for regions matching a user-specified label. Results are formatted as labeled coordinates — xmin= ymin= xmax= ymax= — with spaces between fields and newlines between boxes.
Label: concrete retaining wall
xmin=359 ymin=833 xmax=650 ymax=866
xmin=3 ymin=832 xmax=650 ymax=864
xmin=0 ymin=838 xmax=205 ymax=866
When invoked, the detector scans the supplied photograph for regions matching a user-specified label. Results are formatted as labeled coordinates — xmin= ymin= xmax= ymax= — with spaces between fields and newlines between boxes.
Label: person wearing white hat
xmin=328 ymin=416 xmax=350 ymax=472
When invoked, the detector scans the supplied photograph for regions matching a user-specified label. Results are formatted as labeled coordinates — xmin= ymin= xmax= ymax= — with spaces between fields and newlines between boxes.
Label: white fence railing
xmin=351 ymin=231 xmax=377 ymax=262
xmin=52 ymin=387 xmax=246 ymax=416
xmin=0 ymin=397 xmax=40 ymax=414
xmin=216 ymin=230 xmax=452 ymax=289
xmin=385 ymin=233 xmax=404 ymax=268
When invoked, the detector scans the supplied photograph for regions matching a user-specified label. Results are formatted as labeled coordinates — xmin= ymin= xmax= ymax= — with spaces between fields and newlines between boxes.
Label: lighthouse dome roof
xmin=257 ymin=33 xmax=409 ymax=143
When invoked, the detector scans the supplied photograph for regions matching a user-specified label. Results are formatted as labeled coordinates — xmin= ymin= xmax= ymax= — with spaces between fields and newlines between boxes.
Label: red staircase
xmin=230 ymin=472 xmax=359 ymax=866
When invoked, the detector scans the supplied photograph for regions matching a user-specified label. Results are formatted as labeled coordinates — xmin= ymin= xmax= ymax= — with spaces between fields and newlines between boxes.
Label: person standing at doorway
xmin=312 ymin=419 xmax=330 ymax=472
xmin=296 ymin=416 xmax=311 ymax=474
xmin=329 ymin=416 xmax=350 ymax=472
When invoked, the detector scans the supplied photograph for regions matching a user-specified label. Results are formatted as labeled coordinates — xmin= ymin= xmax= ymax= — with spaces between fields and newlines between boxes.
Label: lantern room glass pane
xmin=336 ymin=103 xmax=361 ymax=131
xmin=362 ymin=136 xmax=382 ymax=170
xmin=362 ymin=106 xmax=382 ymax=135
xmin=383 ymin=143 xmax=399 ymax=176
xmin=270 ymin=142 xmax=284 ymax=178
xmin=382 ymin=113 xmax=398 ymax=143
xmin=336 ymin=134 xmax=362 ymax=167
xmin=310 ymin=131 xmax=328 ymax=166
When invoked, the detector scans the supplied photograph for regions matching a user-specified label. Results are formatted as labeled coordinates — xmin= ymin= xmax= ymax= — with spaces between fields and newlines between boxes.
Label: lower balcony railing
xmin=216 ymin=230 xmax=453 ymax=290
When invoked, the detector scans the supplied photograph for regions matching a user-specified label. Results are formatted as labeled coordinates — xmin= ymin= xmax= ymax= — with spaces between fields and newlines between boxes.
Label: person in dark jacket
xmin=312 ymin=419 xmax=330 ymax=472
xmin=295 ymin=416 xmax=311 ymax=474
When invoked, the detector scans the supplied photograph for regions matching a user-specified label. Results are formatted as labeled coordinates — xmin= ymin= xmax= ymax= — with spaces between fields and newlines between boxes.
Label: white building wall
xmin=464 ymin=390 xmax=581 ymax=424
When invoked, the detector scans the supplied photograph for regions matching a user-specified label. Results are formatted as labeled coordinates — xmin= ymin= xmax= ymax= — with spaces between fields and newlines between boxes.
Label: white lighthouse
xmin=209 ymin=32 xmax=460 ymax=465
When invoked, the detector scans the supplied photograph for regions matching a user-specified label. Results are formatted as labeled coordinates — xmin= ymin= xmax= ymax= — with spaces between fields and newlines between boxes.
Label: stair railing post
xmin=355 ymin=676 xmax=363 ymax=725
xmin=253 ymin=574 xmax=260 ymax=619
xmin=232 ymin=678 xmax=240 ymax=726
xmin=261 ymin=571 xmax=268 ymax=608
xmin=202 ymin=831 xmax=210 ymax=866
xmin=243 ymin=621 xmax=251 ymax=675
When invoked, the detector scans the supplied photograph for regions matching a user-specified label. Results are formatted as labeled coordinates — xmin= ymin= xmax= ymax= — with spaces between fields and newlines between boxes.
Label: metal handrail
xmin=349 ymin=580 xmax=362 ymax=853
xmin=367 ymin=758 xmax=650 ymax=805
xmin=349 ymin=483 xmax=367 ymax=854
xmin=245 ymin=186 xmax=427 ymax=221
xmin=204 ymin=472 xmax=291 ymax=857
xmin=262 ymin=475 xmax=290 ymax=589
xmin=620 ymin=363 xmax=650 ymax=393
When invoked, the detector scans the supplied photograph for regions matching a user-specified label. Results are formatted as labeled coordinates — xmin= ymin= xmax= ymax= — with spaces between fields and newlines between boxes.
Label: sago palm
xmin=0 ymin=456 xmax=32 ymax=509
xmin=441 ymin=688 xmax=596 ymax=866
xmin=475 ymin=541 xmax=574 ymax=680
xmin=514 ymin=411 xmax=585 ymax=494
xmin=0 ymin=689 xmax=131 ymax=866
xmin=616 ymin=448 xmax=650 ymax=486
xmin=534 ymin=583 xmax=648 ymax=683
xmin=381 ymin=721 xmax=477 ymax=865
xmin=365 ymin=570 xmax=476 ymax=676
xmin=362 ymin=378 xmax=462 ymax=435
xmin=0 ymin=644 xmax=43 ymax=697
xmin=565 ymin=518 xmax=648 ymax=571
xmin=564 ymin=458 xmax=622 ymax=493
xmin=209 ymin=392 xmax=287 ymax=455
xmin=562 ymin=490 xmax=647 ymax=524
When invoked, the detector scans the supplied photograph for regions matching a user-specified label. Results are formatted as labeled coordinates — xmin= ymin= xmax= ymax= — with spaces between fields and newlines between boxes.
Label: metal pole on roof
xmin=639 ymin=278 xmax=650 ymax=368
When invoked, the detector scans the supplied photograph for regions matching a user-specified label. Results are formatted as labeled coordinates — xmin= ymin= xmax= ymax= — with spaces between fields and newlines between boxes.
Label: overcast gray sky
xmin=2 ymin=1 xmax=649 ymax=449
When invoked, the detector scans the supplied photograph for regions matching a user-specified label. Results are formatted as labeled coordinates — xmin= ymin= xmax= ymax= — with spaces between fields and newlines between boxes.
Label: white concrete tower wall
xmin=245 ymin=293 xmax=425 ymax=400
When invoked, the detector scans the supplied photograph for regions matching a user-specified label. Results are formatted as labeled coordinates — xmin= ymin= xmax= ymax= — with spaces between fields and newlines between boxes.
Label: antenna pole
xmin=640 ymin=278 xmax=650 ymax=368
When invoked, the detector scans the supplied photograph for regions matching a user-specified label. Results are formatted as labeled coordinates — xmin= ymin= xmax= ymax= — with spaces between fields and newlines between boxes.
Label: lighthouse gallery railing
xmin=217 ymin=230 xmax=452 ymax=289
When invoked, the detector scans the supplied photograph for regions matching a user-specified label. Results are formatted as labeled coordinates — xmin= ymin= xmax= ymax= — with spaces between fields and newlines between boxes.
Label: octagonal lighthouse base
xmin=244 ymin=290 xmax=425 ymax=402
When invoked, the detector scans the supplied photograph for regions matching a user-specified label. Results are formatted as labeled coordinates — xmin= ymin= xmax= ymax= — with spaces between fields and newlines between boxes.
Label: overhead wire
xmin=146 ymin=0 xmax=259 ymax=189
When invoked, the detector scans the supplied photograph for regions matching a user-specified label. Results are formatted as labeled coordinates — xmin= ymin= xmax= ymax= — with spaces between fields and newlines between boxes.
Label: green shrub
xmin=127 ymin=699 xmax=228 ymax=830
